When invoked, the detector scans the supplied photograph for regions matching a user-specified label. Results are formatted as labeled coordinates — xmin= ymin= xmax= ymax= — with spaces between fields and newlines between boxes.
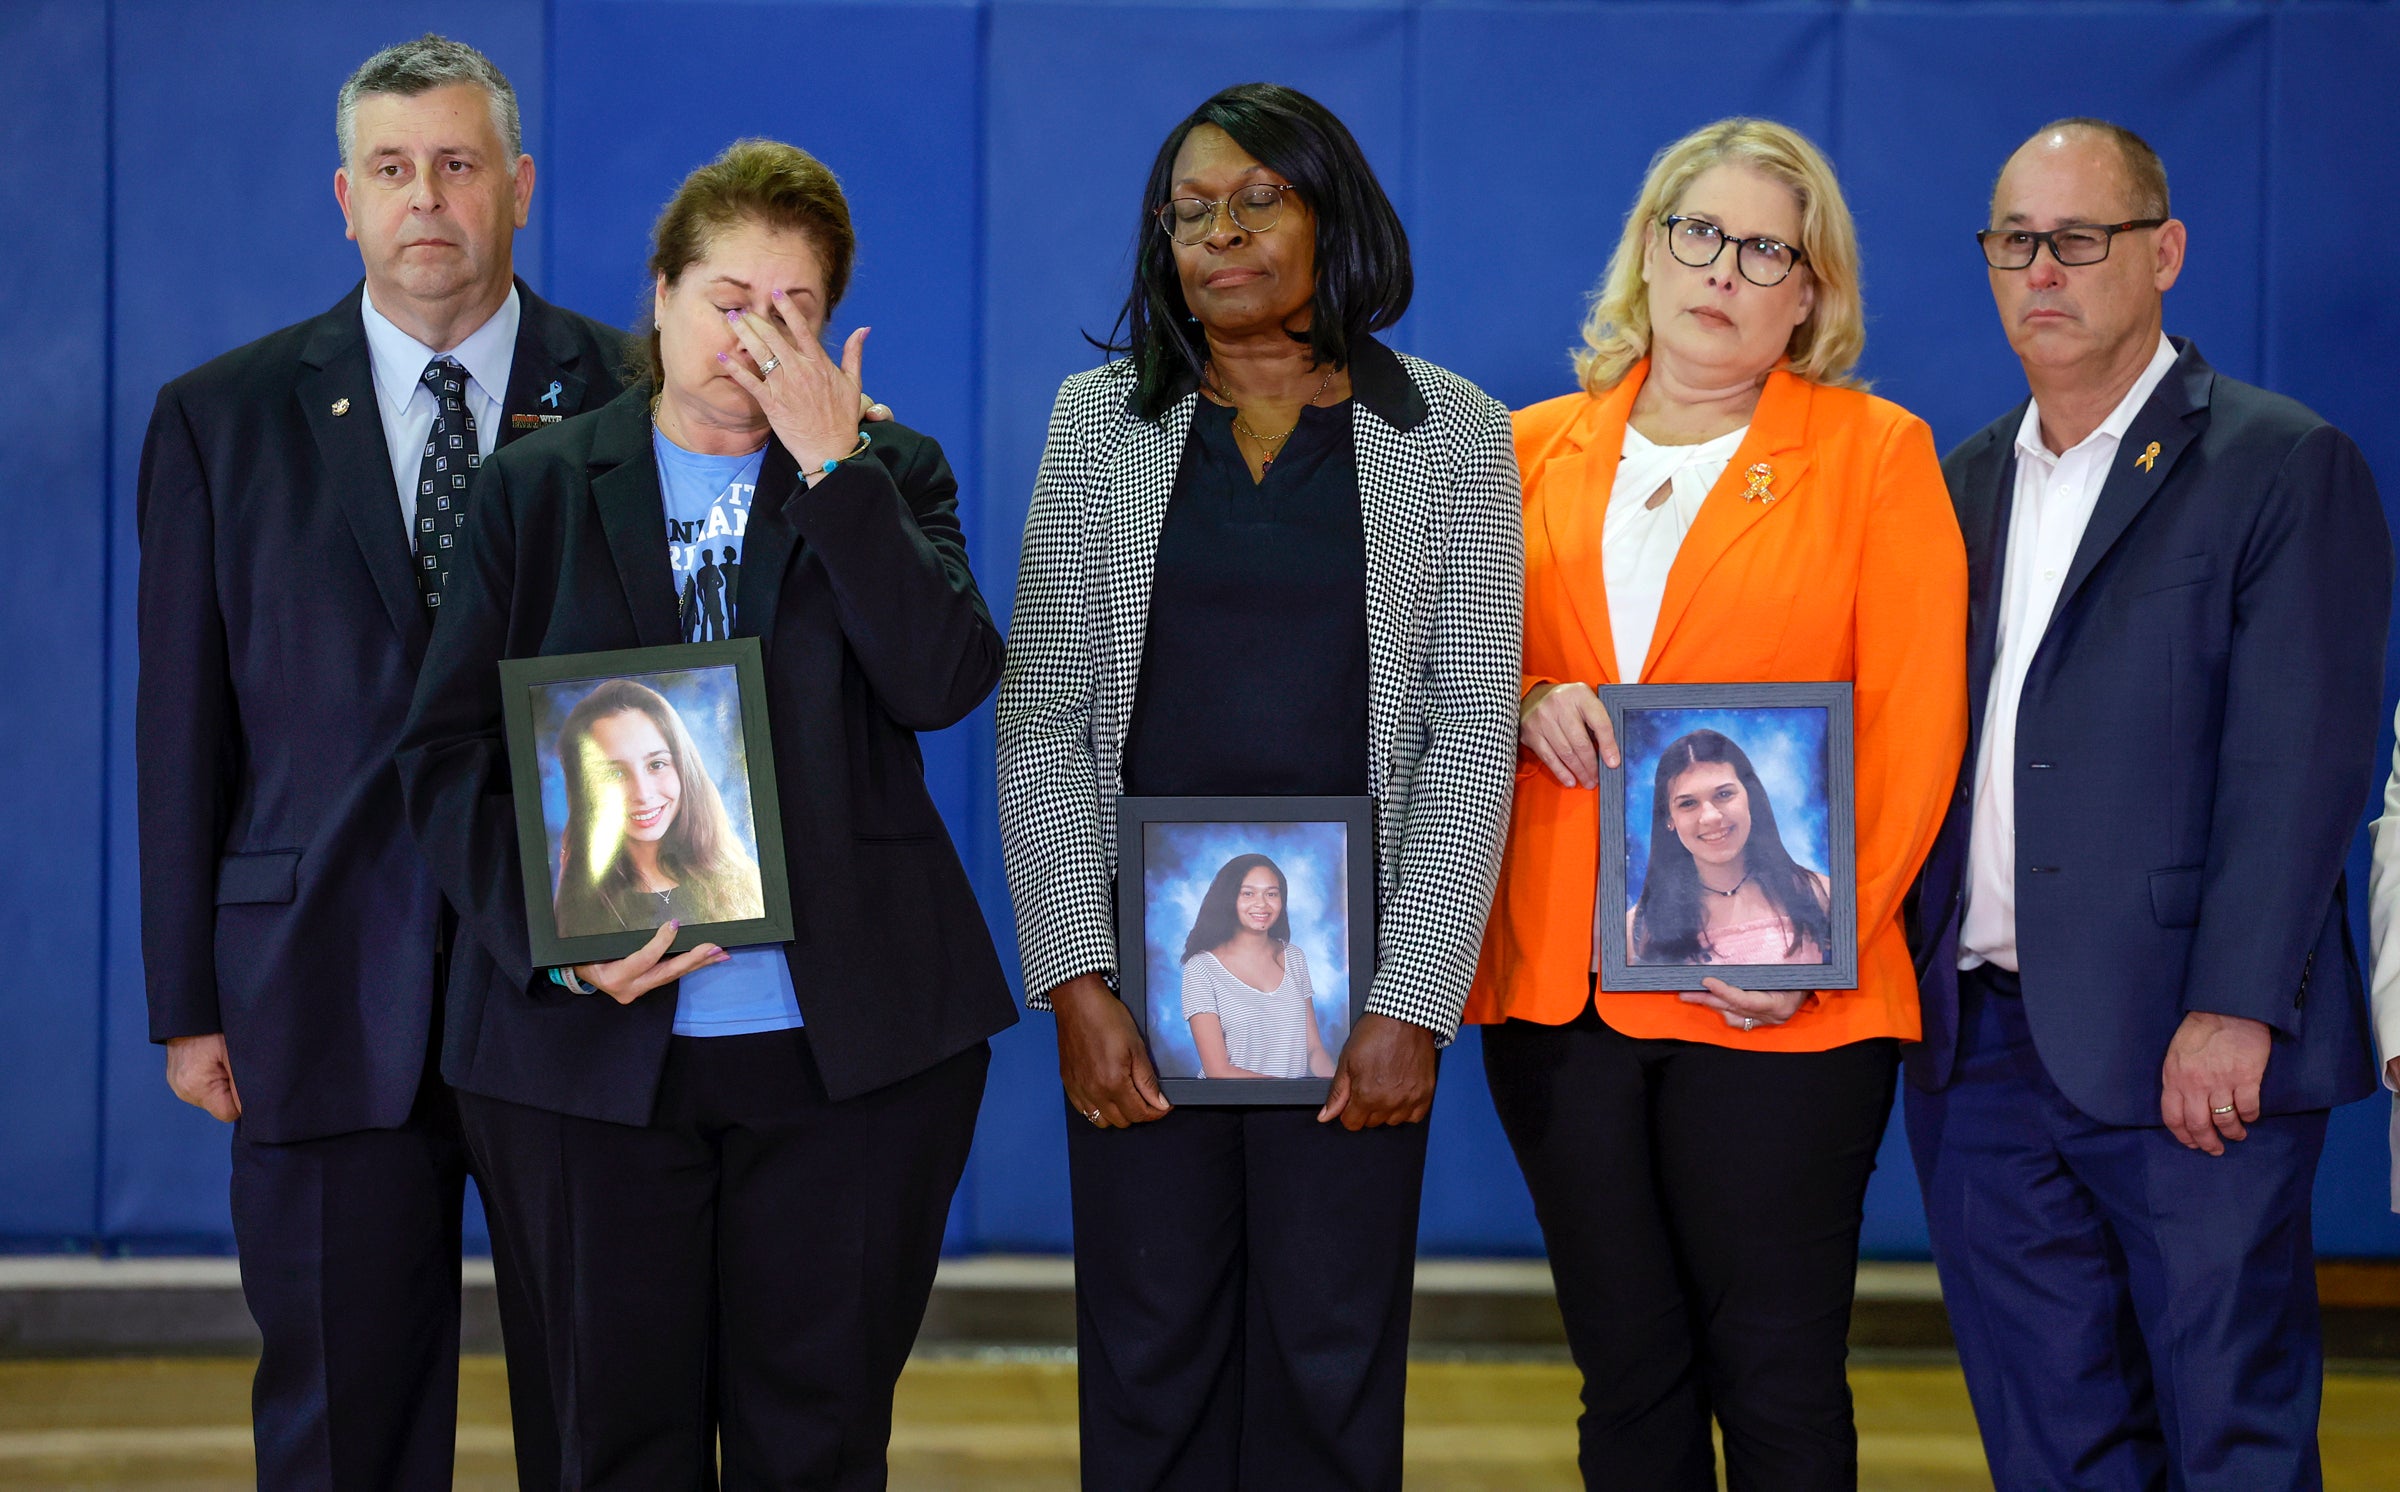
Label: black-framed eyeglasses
xmin=1155 ymin=183 xmax=1300 ymax=245
xmin=1660 ymin=214 xmax=1807 ymax=287
xmin=1976 ymin=218 xmax=2166 ymax=269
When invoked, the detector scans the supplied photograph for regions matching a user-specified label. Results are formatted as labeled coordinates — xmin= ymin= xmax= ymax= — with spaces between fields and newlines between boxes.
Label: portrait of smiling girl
xmin=549 ymin=676 xmax=764 ymax=938
xmin=1179 ymin=853 xmax=1337 ymax=1080
xmin=1628 ymin=727 xmax=1831 ymax=967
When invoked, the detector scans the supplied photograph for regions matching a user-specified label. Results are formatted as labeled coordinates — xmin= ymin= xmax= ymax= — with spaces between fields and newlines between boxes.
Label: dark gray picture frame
xmin=1116 ymin=795 xmax=1376 ymax=1106
xmin=499 ymin=639 xmax=794 ymax=970
xmin=1596 ymin=682 xmax=1858 ymax=992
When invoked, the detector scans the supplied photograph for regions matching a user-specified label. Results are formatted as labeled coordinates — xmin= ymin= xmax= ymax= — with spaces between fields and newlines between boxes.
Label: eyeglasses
xmin=1155 ymin=183 xmax=1300 ymax=245
xmin=1976 ymin=218 xmax=2166 ymax=269
xmin=1660 ymin=215 xmax=1807 ymax=287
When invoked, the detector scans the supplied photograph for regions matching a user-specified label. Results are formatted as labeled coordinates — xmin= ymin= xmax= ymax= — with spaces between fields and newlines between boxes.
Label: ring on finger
xmin=2211 ymin=1103 xmax=2236 ymax=1116
xmin=758 ymin=355 xmax=782 ymax=375
xmin=1085 ymin=1108 xmax=1104 ymax=1127
xmin=1741 ymin=1016 xmax=1757 ymax=1032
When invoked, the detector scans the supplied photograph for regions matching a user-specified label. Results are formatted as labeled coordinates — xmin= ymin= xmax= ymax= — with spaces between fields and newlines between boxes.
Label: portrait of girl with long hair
xmin=1178 ymin=853 xmax=1337 ymax=1080
xmin=550 ymin=677 xmax=765 ymax=938
xmin=1628 ymin=728 xmax=1832 ymax=967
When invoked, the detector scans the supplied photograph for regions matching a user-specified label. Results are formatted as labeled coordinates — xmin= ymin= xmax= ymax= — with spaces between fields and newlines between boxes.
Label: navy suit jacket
xmin=136 ymin=280 xmax=627 ymax=1145
xmin=394 ymin=384 xmax=1017 ymax=1126
xmin=1907 ymin=340 xmax=2391 ymax=1127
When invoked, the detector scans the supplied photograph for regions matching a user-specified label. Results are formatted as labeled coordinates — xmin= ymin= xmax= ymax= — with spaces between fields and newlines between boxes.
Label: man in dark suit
xmin=1906 ymin=118 xmax=2390 ymax=1491
xmin=136 ymin=35 xmax=626 ymax=1491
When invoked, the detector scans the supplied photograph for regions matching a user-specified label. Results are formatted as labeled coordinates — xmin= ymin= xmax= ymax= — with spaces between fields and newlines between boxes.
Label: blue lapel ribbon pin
xmin=541 ymin=380 xmax=562 ymax=408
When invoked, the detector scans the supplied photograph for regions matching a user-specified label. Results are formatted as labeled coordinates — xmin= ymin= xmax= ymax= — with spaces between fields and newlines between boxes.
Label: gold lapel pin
xmin=2135 ymin=440 xmax=2160 ymax=472
xmin=330 ymin=397 xmax=351 ymax=416
xmin=1743 ymin=462 xmax=1776 ymax=503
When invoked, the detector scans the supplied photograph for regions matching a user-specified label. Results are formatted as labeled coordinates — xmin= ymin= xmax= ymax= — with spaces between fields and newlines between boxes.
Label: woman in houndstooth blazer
xmin=998 ymin=84 xmax=1521 ymax=1491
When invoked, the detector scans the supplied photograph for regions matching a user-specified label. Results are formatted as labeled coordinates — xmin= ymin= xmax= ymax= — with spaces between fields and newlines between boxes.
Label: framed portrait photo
xmin=1595 ymin=682 xmax=1858 ymax=992
xmin=1116 ymin=796 xmax=1376 ymax=1105
xmin=497 ymin=639 xmax=794 ymax=970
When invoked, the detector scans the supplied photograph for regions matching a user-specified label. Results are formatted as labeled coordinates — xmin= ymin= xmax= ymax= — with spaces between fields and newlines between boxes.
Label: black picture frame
xmin=498 ymin=639 xmax=794 ymax=970
xmin=1116 ymin=795 xmax=1377 ymax=1105
xmin=1596 ymin=682 xmax=1858 ymax=992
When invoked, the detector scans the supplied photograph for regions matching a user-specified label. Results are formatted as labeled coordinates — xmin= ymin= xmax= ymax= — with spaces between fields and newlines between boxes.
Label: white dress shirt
xmin=1605 ymin=423 xmax=1748 ymax=683
xmin=360 ymin=285 xmax=520 ymax=544
xmin=1959 ymin=334 xmax=2178 ymax=972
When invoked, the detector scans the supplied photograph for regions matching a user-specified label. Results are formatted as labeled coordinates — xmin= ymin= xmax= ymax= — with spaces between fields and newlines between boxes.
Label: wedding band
xmin=1741 ymin=1017 xmax=1757 ymax=1032
xmin=758 ymin=356 xmax=782 ymax=375
xmin=2211 ymin=1104 xmax=2236 ymax=1115
xmin=1085 ymin=1108 xmax=1104 ymax=1126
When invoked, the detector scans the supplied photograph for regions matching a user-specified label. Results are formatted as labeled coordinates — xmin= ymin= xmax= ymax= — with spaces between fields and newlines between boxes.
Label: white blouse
xmin=1603 ymin=424 xmax=1749 ymax=682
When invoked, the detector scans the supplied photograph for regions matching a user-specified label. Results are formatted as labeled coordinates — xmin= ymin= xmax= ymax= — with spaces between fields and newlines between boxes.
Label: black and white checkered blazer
xmin=997 ymin=338 xmax=1524 ymax=1040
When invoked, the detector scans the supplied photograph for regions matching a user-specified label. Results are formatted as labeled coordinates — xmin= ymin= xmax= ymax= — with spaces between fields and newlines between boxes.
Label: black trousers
xmin=459 ymin=1029 xmax=989 ymax=1491
xmin=1067 ymin=1101 xmax=1432 ymax=1492
xmin=232 ymin=1069 xmax=554 ymax=1492
xmin=1482 ymin=1009 xmax=1898 ymax=1492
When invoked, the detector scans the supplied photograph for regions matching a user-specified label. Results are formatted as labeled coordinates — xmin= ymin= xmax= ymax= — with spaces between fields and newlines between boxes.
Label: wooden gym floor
xmin=4 ymin=1351 xmax=2399 ymax=1490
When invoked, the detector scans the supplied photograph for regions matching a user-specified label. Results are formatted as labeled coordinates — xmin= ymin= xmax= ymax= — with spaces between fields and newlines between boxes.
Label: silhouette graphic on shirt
xmin=697 ymin=549 xmax=728 ymax=641
xmin=679 ymin=573 xmax=700 ymax=642
xmin=721 ymin=546 xmax=741 ymax=626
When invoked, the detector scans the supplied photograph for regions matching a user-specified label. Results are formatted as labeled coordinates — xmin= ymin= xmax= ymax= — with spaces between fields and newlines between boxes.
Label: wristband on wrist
xmin=818 ymin=429 xmax=871 ymax=475
xmin=550 ymin=966 xmax=594 ymax=995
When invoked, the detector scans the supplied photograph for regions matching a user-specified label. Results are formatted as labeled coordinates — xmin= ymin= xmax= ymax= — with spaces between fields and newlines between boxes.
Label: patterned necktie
xmin=412 ymin=356 xmax=481 ymax=613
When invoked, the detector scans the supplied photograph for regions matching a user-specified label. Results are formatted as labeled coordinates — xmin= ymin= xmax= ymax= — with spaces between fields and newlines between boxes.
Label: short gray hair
xmin=336 ymin=34 xmax=522 ymax=165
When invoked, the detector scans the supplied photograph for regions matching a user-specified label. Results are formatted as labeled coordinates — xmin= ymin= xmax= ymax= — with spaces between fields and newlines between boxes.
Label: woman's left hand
xmin=1682 ymin=977 xmax=1807 ymax=1031
xmin=721 ymin=293 xmax=869 ymax=472
xmin=1318 ymin=1013 xmax=1437 ymax=1129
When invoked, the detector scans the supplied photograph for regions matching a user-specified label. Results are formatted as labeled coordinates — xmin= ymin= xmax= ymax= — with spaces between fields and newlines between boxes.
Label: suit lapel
xmin=737 ymin=443 xmax=805 ymax=646
xmin=2050 ymin=347 xmax=2212 ymax=619
xmin=586 ymin=398 xmax=685 ymax=647
xmin=1542 ymin=374 xmax=1641 ymax=683
xmin=499 ymin=281 xmax=594 ymax=445
xmin=298 ymin=292 xmax=426 ymax=659
xmin=1959 ymin=426 xmax=2018 ymax=758
xmin=1103 ymin=394 xmax=1192 ymax=762
xmin=1642 ymin=368 xmax=1816 ymax=677
xmin=1354 ymin=398 xmax=1439 ymax=796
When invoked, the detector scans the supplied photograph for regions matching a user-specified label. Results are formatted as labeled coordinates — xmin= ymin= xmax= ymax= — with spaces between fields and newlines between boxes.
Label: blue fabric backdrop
xmin=6 ymin=0 xmax=2396 ymax=1261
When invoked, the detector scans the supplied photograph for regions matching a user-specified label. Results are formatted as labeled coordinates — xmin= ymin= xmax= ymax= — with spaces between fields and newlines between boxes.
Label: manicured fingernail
xmin=716 ymin=352 xmax=728 ymax=363
xmin=771 ymin=288 xmax=783 ymax=299
xmin=666 ymin=920 xmax=680 ymax=930
xmin=725 ymin=309 xmax=741 ymax=322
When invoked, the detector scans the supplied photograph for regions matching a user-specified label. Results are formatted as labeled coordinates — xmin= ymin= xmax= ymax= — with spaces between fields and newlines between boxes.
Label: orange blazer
xmin=1464 ymin=362 xmax=1968 ymax=1049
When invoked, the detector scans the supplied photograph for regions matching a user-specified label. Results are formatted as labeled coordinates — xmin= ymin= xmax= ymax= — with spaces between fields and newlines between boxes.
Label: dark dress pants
xmin=1068 ymin=1101 xmax=1433 ymax=1492
xmin=1905 ymin=964 xmax=2328 ymax=1492
xmin=230 ymin=1071 xmax=473 ymax=1492
xmin=1482 ymin=1007 xmax=1899 ymax=1492
xmin=458 ymin=1029 xmax=990 ymax=1492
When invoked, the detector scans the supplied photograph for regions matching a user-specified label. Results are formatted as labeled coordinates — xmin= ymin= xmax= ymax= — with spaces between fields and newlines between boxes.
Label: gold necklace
xmin=1211 ymin=363 xmax=1338 ymax=468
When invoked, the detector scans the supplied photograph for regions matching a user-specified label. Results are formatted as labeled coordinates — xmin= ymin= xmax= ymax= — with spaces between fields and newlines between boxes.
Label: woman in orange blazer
xmin=1465 ymin=119 xmax=1966 ymax=1491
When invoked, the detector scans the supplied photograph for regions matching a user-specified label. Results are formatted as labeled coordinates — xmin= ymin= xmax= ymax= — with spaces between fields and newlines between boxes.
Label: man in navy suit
xmin=1907 ymin=119 xmax=2390 ymax=1491
xmin=136 ymin=35 xmax=625 ymax=1490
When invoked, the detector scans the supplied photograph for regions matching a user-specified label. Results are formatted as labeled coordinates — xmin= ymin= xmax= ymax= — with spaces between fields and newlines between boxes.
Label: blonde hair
xmin=1574 ymin=118 xmax=1865 ymax=395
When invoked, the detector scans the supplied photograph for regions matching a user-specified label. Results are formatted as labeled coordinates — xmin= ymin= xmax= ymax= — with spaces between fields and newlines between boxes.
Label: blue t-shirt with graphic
xmin=651 ymin=429 xmax=802 ymax=1037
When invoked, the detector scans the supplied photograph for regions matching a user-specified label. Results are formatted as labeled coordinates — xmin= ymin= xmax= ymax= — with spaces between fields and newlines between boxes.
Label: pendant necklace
xmin=1701 ymin=871 xmax=1752 ymax=898
xmin=1212 ymin=363 xmax=1338 ymax=472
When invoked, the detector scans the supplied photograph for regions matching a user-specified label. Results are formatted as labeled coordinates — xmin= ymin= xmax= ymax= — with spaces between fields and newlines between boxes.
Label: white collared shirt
xmin=360 ymin=284 xmax=520 ymax=545
xmin=1960 ymin=334 xmax=2179 ymax=972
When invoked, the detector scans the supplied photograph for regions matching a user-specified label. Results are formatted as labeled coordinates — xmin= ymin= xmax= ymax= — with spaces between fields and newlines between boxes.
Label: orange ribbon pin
xmin=2135 ymin=440 xmax=2160 ymax=473
xmin=1743 ymin=462 xmax=1775 ymax=503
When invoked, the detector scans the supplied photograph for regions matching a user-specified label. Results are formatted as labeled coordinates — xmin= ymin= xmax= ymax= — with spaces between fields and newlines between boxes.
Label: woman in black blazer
xmin=396 ymin=139 xmax=1015 ymax=1490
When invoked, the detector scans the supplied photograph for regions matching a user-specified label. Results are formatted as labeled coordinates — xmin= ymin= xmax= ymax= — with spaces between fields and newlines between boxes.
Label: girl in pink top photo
xmin=1627 ymin=728 xmax=1832 ymax=967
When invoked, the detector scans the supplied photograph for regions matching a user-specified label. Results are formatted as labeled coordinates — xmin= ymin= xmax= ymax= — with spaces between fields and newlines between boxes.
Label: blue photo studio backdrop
xmin=7 ymin=0 xmax=2399 ymax=1259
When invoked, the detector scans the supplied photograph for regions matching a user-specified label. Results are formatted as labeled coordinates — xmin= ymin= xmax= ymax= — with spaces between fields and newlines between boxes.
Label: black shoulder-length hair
xmin=1182 ymin=853 xmax=1293 ymax=962
xmin=1100 ymin=82 xmax=1413 ymax=422
xmin=1631 ymin=729 xmax=1830 ymax=965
